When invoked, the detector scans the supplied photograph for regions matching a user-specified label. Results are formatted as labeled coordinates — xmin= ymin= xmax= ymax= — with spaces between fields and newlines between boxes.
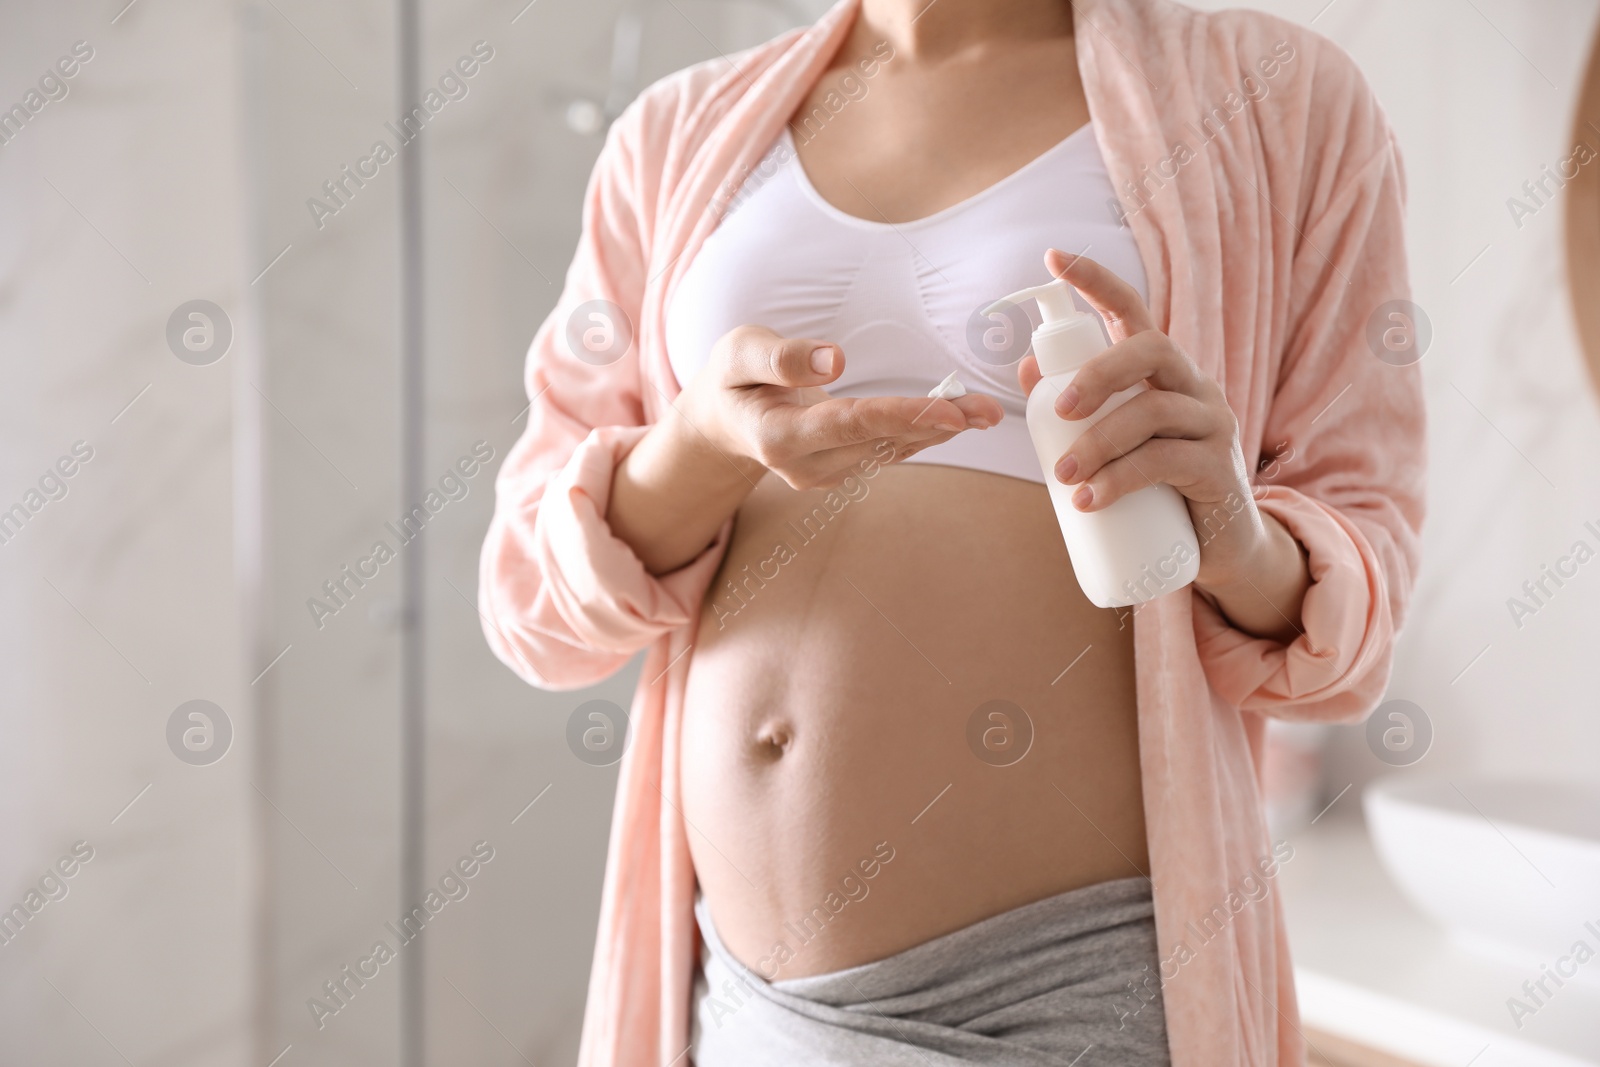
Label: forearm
xmin=607 ymin=404 xmax=765 ymax=576
xmin=1195 ymin=509 xmax=1311 ymax=644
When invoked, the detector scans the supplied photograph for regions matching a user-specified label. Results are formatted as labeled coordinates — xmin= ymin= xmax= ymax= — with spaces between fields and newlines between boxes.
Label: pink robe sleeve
xmin=1195 ymin=52 xmax=1426 ymax=723
xmin=478 ymin=105 xmax=729 ymax=691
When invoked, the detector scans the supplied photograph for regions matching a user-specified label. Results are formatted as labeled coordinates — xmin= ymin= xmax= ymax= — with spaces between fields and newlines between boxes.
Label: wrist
xmin=662 ymin=387 xmax=767 ymax=486
xmin=608 ymin=388 xmax=766 ymax=576
xmin=1193 ymin=501 xmax=1274 ymax=596
xmin=1193 ymin=506 xmax=1312 ymax=642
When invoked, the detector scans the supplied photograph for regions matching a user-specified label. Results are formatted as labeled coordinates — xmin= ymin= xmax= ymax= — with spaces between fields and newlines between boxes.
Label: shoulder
xmin=1180 ymin=5 xmax=1363 ymax=89
xmin=604 ymin=27 xmax=807 ymax=180
xmin=1119 ymin=2 xmax=1399 ymax=209
xmin=1186 ymin=7 xmax=1395 ymax=166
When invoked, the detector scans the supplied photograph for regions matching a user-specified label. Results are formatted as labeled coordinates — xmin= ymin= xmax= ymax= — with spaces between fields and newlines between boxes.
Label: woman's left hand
xmin=1017 ymin=249 xmax=1310 ymax=635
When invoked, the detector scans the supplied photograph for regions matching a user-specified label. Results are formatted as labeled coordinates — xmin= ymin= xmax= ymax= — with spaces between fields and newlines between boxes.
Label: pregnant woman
xmin=480 ymin=0 xmax=1424 ymax=1063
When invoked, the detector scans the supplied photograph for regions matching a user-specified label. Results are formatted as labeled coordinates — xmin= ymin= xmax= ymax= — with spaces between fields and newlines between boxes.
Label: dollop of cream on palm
xmin=927 ymin=371 xmax=966 ymax=400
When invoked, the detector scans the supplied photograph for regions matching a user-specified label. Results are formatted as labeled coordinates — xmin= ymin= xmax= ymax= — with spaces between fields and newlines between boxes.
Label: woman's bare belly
xmin=680 ymin=462 xmax=1149 ymax=981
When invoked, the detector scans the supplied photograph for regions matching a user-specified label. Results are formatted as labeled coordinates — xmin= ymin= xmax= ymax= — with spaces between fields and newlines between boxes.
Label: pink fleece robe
xmin=477 ymin=1 xmax=1425 ymax=1063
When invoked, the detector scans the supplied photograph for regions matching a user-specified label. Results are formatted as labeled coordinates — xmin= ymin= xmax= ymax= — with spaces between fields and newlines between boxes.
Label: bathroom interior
xmin=0 ymin=0 xmax=1597 ymax=1064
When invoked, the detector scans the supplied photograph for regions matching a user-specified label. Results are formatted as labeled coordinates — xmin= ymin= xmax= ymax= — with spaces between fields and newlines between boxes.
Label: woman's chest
xmin=669 ymin=127 xmax=1146 ymax=372
xmin=665 ymin=124 xmax=1149 ymax=482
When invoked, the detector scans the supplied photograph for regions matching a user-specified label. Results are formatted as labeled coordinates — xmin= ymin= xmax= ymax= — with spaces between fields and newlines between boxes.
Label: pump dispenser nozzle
xmin=984 ymin=278 xmax=1104 ymax=377
xmin=982 ymin=279 xmax=1081 ymax=326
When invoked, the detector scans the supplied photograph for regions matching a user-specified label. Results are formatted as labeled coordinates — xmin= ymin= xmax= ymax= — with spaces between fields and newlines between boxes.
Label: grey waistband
xmin=691 ymin=876 xmax=1171 ymax=1066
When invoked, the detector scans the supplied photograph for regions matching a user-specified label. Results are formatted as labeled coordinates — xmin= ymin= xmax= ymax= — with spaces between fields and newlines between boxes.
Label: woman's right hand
xmin=679 ymin=325 xmax=1003 ymax=490
xmin=609 ymin=325 xmax=1000 ymax=574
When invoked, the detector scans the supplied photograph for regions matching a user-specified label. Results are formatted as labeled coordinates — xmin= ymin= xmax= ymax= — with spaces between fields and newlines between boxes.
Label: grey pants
xmin=691 ymin=876 xmax=1171 ymax=1066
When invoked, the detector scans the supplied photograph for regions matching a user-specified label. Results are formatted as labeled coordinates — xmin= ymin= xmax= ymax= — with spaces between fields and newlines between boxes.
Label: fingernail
xmin=1058 ymin=385 xmax=1080 ymax=412
xmin=1057 ymin=455 xmax=1078 ymax=482
xmin=1072 ymin=485 xmax=1094 ymax=510
xmin=971 ymin=415 xmax=995 ymax=429
xmin=811 ymin=346 xmax=835 ymax=374
xmin=935 ymin=421 xmax=962 ymax=433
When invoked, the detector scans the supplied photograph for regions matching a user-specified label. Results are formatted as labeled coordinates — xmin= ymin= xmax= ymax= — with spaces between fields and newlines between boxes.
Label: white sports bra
xmin=665 ymin=123 xmax=1148 ymax=484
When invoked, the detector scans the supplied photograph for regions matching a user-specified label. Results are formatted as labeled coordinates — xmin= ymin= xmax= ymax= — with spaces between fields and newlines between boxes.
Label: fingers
xmin=716 ymin=325 xmax=843 ymax=389
xmin=1066 ymin=438 xmax=1210 ymax=512
xmin=1045 ymin=249 xmax=1155 ymax=341
xmin=1016 ymin=354 xmax=1042 ymax=397
xmin=756 ymin=395 xmax=965 ymax=462
xmin=1056 ymin=332 xmax=1214 ymax=421
xmin=713 ymin=327 xmax=1006 ymax=431
xmin=1054 ymin=389 xmax=1215 ymax=486
xmin=782 ymin=433 xmax=948 ymax=489
xmin=945 ymin=393 xmax=1004 ymax=428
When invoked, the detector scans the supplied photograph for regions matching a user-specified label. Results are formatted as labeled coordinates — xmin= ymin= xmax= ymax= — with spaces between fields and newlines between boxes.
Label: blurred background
xmin=0 ymin=1 xmax=1596 ymax=1065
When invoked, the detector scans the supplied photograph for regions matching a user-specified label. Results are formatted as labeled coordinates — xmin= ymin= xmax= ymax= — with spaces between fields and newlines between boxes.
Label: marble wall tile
xmin=0 ymin=2 xmax=255 ymax=1065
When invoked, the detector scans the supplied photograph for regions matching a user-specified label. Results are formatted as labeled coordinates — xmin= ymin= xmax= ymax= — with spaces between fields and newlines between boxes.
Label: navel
xmin=752 ymin=721 xmax=794 ymax=761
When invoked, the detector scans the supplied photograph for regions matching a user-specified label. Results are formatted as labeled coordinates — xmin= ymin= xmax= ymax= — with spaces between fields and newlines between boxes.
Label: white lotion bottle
xmin=986 ymin=279 xmax=1200 ymax=608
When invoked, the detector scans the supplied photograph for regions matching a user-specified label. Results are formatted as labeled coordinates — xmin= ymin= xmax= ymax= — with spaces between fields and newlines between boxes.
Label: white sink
xmin=1364 ymin=777 xmax=1600 ymax=973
